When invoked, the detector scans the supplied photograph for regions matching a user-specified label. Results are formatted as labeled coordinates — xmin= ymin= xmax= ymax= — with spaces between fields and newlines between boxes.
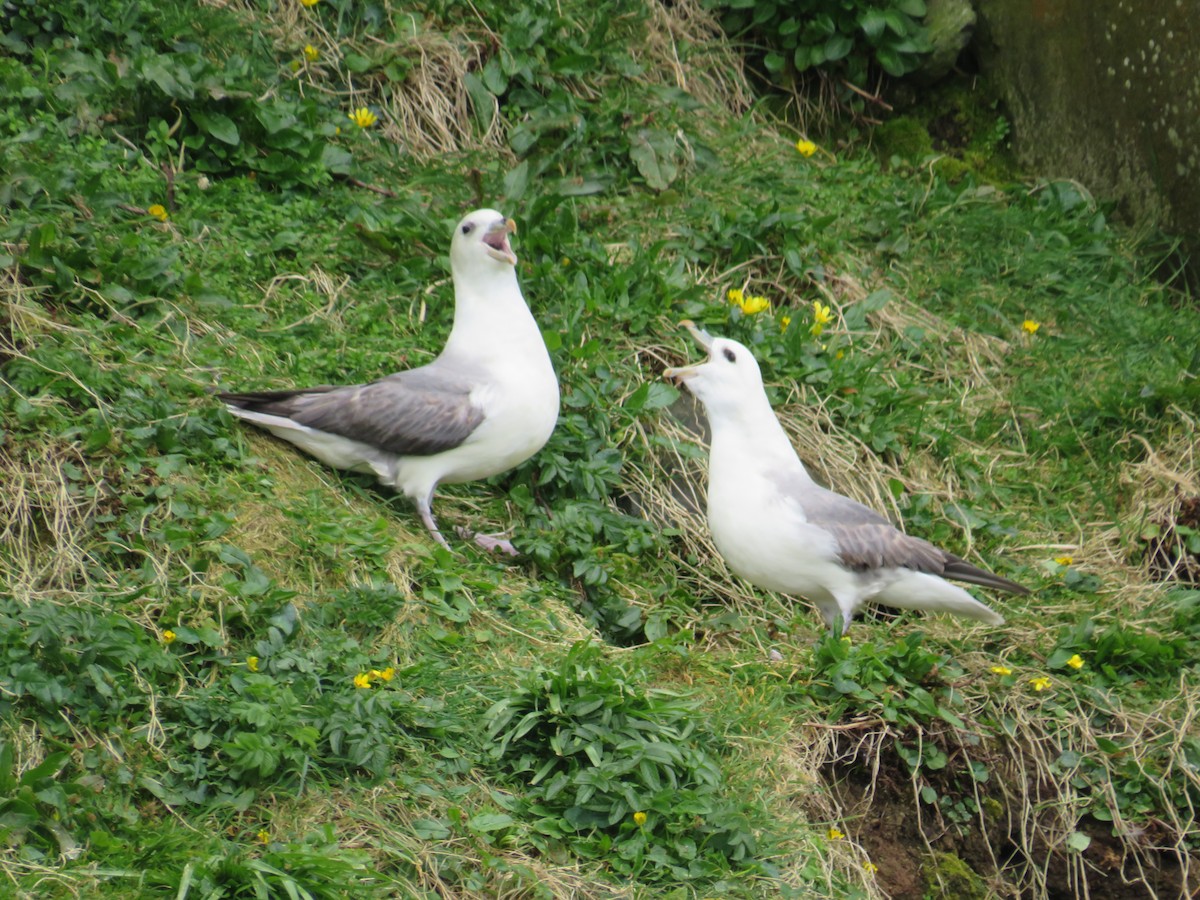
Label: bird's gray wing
xmin=776 ymin=475 xmax=1030 ymax=592
xmin=219 ymin=362 xmax=485 ymax=457
xmin=772 ymin=473 xmax=949 ymax=574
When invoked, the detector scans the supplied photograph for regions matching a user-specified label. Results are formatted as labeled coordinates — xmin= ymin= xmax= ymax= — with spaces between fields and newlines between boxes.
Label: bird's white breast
xmin=706 ymin=443 xmax=842 ymax=598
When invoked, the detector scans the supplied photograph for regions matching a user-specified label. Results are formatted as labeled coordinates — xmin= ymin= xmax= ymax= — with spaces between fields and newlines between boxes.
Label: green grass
xmin=2 ymin=0 xmax=1199 ymax=897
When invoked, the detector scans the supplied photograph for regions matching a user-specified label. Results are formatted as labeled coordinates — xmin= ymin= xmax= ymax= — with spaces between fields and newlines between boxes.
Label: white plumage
xmin=220 ymin=209 xmax=560 ymax=553
xmin=664 ymin=321 xmax=1027 ymax=633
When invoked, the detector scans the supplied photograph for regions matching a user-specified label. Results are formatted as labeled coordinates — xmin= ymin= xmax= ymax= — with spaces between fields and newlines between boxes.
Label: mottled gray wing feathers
xmin=774 ymin=473 xmax=1027 ymax=592
xmin=823 ymin=522 xmax=948 ymax=574
xmin=219 ymin=366 xmax=484 ymax=457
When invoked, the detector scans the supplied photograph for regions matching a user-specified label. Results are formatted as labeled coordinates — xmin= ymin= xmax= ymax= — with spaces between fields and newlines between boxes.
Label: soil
xmin=820 ymin=735 xmax=1197 ymax=899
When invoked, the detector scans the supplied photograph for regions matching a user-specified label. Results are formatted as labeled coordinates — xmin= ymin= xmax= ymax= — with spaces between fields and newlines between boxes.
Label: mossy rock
xmin=923 ymin=851 xmax=989 ymax=899
xmin=873 ymin=116 xmax=934 ymax=163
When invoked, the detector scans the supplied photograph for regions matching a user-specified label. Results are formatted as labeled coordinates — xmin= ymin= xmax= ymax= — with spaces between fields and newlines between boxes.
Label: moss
xmin=873 ymin=116 xmax=935 ymax=162
xmin=980 ymin=796 xmax=1004 ymax=820
xmin=923 ymin=851 xmax=989 ymax=899
xmin=876 ymin=75 xmax=1021 ymax=183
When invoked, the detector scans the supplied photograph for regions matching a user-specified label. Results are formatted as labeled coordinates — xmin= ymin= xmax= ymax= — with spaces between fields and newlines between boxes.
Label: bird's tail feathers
xmin=876 ymin=573 xmax=1005 ymax=625
xmin=943 ymin=558 xmax=1030 ymax=595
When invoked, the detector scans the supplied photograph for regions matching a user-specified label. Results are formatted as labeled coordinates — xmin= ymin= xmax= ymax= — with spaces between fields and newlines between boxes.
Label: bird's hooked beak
xmin=663 ymin=320 xmax=714 ymax=385
xmin=483 ymin=217 xmax=518 ymax=266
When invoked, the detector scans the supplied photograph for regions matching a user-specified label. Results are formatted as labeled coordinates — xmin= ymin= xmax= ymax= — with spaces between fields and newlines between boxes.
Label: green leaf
xmin=824 ymin=33 xmax=853 ymax=61
xmin=193 ymin=110 xmax=239 ymax=146
xmin=463 ymin=72 xmax=496 ymax=133
xmin=859 ymin=9 xmax=887 ymax=40
xmin=624 ymin=382 xmax=679 ymax=413
xmin=629 ymin=131 xmax=678 ymax=191
xmin=468 ymin=812 xmax=514 ymax=833
xmin=503 ymin=160 xmax=530 ymax=202
xmin=1066 ymin=830 xmax=1092 ymax=852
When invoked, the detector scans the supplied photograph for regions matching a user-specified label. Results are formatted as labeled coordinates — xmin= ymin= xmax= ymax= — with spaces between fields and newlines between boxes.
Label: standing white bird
xmin=663 ymin=321 xmax=1027 ymax=633
xmin=219 ymin=209 xmax=560 ymax=555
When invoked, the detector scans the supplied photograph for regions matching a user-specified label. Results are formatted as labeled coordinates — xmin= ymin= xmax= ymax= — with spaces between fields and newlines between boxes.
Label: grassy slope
xmin=2 ymin=0 xmax=1199 ymax=897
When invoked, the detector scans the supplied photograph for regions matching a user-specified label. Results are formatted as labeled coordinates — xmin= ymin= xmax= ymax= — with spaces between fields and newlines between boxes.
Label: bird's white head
xmin=663 ymin=321 xmax=767 ymax=418
xmin=450 ymin=208 xmax=518 ymax=277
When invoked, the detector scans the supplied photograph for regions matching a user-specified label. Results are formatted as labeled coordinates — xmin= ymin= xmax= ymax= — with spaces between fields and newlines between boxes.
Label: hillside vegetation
xmin=2 ymin=0 xmax=1199 ymax=897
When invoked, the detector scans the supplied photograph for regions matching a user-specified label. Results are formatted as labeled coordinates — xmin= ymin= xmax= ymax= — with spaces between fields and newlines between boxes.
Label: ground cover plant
xmin=2 ymin=0 xmax=1198 ymax=896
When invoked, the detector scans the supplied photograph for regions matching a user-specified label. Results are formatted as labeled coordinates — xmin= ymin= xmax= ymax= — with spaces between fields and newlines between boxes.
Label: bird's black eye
xmin=461 ymin=223 xmax=474 ymax=234
xmin=722 ymin=347 xmax=736 ymax=363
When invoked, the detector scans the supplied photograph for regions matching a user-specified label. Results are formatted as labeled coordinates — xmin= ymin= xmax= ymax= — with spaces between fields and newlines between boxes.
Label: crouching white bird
xmin=219 ymin=209 xmax=560 ymax=555
xmin=663 ymin=321 xmax=1027 ymax=633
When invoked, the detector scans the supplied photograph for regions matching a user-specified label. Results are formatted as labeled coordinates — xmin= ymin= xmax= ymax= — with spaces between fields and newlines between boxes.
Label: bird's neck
xmin=443 ymin=269 xmax=544 ymax=361
xmin=708 ymin=395 xmax=812 ymax=481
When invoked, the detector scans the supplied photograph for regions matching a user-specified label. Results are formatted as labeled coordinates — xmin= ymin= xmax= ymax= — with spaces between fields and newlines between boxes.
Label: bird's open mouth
xmin=483 ymin=219 xmax=518 ymax=265
xmin=663 ymin=320 xmax=714 ymax=384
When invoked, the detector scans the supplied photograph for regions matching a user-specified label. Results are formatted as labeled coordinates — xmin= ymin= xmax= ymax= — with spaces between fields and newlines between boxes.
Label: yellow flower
xmin=256 ymin=829 xmax=270 ymax=843
xmin=162 ymin=629 xmax=176 ymax=644
xmin=990 ymin=665 xmax=1012 ymax=676
xmin=827 ymin=827 xmax=845 ymax=840
xmin=289 ymin=60 xmax=301 ymax=72
xmin=1066 ymin=654 xmax=1084 ymax=670
xmin=795 ymin=139 xmax=818 ymax=158
xmin=348 ymin=107 xmax=378 ymax=128
xmin=835 ymin=349 xmax=845 ymax=360
xmin=1054 ymin=555 xmax=1073 ymax=566
xmin=147 ymin=204 xmax=168 ymax=222
xmin=633 ymin=811 xmax=647 ymax=827
xmin=303 ymin=44 xmax=319 ymax=62
xmin=247 ymin=656 xmax=259 ymax=673
xmin=741 ymin=294 xmax=770 ymax=315
xmin=299 ymin=0 xmax=319 ymax=6
xmin=810 ymin=300 xmax=834 ymax=338
xmin=780 ymin=315 xmax=791 ymax=331
xmin=1029 ymin=676 xmax=1052 ymax=692
xmin=864 ymin=861 xmax=878 ymax=875
xmin=726 ymin=287 xmax=769 ymax=316
xmin=377 ymin=666 xmax=395 ymax=681
xmin=1022 ymin=319 xmax=1040 ymax=334
xmin=354 ymin=672 xmax=372 ymax=689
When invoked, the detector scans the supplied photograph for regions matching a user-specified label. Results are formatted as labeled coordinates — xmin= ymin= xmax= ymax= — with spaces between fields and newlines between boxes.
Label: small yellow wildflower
xmin=741 ymin=294 xmax=770 ymax=315
xmin=147 ymin=204 xmax=168 ymax=222
xmin=348 ymin=107 xmax=378 ymax=128
xmin=247 ymin=656 xmax=259 ymax=673
xmin=256 ymin=829 xmax=270 ymax=843
xmin=1022 ymin=319 xmax=1040 ymax=334
xmin=1066 ymin=654 xmax=1085 ymax=670
xmin=377 ymin=666 xmax=395 ymax=682
xmin=162 ymin=629 xmax=176 ymax=644
xmin=1054 ymin=555 xmax=1073 ymax=566
xmin=810 ymin=300 xmax=834 ymax=337
xmin=303 ymin=44 xmax=319 ymax=62
xmin=990 ymin=665 xmax=1013 ymax=676
xmin=1029 ymin=676 xmax=1052 ymax=692
xmin=354 ymin=672 xmax=372 ymax=689
xmin=835 ymin=349 xmax=845 ymax=360
xmin=780 ymin=315 xmax=791 ymax=331
xmin=726 ymin=287 xmax=769 ymax=316
xmin=864 ymin=861 xmax=878 ymax=875
xmin=633 ymin=811 xmax=647 ymax=827
xmin=299 ymin=0 xmax=319 ymax=6
xmin=289 ymin=60 xmax=301 ymax=72
xmin=827 ymin=827 xmax=845 ymax=840
xmin=795 ymin=139 xmax=818 ymax=158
